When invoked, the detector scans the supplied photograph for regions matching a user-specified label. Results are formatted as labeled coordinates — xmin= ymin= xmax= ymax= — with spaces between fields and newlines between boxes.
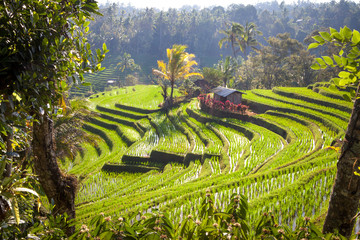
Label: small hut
xmin=211 ymin=86 xmax=245 ymax=105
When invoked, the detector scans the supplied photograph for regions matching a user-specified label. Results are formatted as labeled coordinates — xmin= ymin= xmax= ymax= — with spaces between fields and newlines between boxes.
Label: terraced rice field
xmin=65 ymin=84 xmax=354 ymax=230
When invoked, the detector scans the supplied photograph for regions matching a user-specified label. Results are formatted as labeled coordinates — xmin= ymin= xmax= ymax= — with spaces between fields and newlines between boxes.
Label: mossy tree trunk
xmin=323 ymin=84 xmax=360 ymax=237
xmin=32 ymin=113 xmax=77 ymax=235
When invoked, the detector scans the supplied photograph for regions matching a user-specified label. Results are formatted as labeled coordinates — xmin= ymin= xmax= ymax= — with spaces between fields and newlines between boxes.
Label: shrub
xmin=198 ymin=95 xmax=249 ymax=115
xmin=6 ymin=191 xmax=355 ymax=239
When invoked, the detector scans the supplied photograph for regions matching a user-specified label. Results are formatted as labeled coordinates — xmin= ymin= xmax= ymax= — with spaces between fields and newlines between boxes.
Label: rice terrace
xmin=69 ymin=83 xmax=351 ymax=230
xmin=2 ymin=0 xmax=360 ymax=239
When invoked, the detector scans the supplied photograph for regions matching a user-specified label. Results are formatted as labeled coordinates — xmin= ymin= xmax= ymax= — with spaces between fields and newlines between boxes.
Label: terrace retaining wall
xmin=122 ymin=155 xmax=152 ymax=164
xmin=102 ymin=163 xmax=160 ymax=173
xmin=150 ymin=150 xmax=185 ymax=164
xmin=96 ymin=105 xmax=146 ymax=119
xmin=115 ymin=103 xmax=161 ymax=114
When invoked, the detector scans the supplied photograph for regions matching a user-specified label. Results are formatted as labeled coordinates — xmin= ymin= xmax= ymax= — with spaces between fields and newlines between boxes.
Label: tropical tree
xmin=202 ymin=67 xmax=223 ymax=88
xmin=0 ymin=0 xmax=107 ymax=234
xmin=116 ymin=53 xmax=140 ymax=73
xmin=54 ymin=99 xmax=99 ymax=162
xmin=238 ymin=22 xmax=262 ymax=60
xmin=309 ymin=26 xmax=360 ymax=237
xmin=259 ymin=33 xmax=305 ymax=88
xmin=219 ymin=22 xmax=261 ymax=60
xmin=216 ymin=56 xmax=238 ymax=87
xmin=152 ymin=44 xmax=203 ymax=105
xmin=236 ymin=54 xmax=262 ymax=90
xmin=219 ymin=22 xmax=245 ymax=58
xmin=283 ymin=49 xmax=316 ymax=86
xmin=115 ymin=53 xmax=141 ymax=86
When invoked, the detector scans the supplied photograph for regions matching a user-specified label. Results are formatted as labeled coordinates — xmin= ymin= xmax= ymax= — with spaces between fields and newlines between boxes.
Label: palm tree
xmin=219 ymin=22 xmax=262 ymax=60
xmin=239 ymin=22 xmax=262 ymax=60
xmin=115 ymin=53 xmax=140 ymax=86
xmin=218 ymin=22 xmax=244 ymax=58
xmin=152 ymin=44 xmax=203 ymax=105
xmin=54 ymin=98 xmax=99 ymax=162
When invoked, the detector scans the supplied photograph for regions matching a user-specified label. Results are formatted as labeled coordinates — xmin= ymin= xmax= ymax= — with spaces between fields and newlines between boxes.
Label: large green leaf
xmin=348 ymin=52 xmax=358 ymax=59
xmin=341 ymin=56 xmax=348 ymax=66
xmin=311 ymin=63 xmax=320 ymax=70
xmin=342 ymin=26 xmax=353 ymax=40
xmin=339 ymin=78 xmax=351 ymax=86
xmin=330 ymin=27 xmax=337 ymax=34
xmin=322 ymin=56 xmax=334 ymax=66
xmin=307 ymin=42 xmax=320 ymax=50
xmin=332 ymin=32 xmax=343 ymax=42
xmin=12 ymin=198 xmax=20 ymax=225
xmin=333 ymin=55 xmax=342 ymax=66
xmin=332 ymin=77 xmax=341 ymax=86
xmin=319 ymin=31 xmax=332 ymax=42
xmin=312 ymin=35 xmax=325 ymax=44
xmin=339 ymin=71 xmax=351 ymax=78
xmin=315 ymin=58 xmax=327 ymax=69
xmin=352 ymin=30 xmax=360 ymax=45
xmin=14 ymin=187 xmax=40 ymax=197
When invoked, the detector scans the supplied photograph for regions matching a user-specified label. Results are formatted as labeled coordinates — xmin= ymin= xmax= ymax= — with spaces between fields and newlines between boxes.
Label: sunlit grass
xmin=68 ymin=85 xmax=349 ymax=230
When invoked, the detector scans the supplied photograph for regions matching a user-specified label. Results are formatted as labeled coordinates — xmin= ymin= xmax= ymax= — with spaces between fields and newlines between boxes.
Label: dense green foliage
xmin=153 ymin=44 xmax=203 ymax=104
xmin=90 ymin=0 xmax=360 ymax=64
xmin=0 ymin=0 xmax=107 ymax=236
xmin=309 ymin=26 xmax=360 ymax=98
xmin=42 ymin=192 xmax=355 ymax=239
xmin=70 ymin=0 xmax=360 ymax=94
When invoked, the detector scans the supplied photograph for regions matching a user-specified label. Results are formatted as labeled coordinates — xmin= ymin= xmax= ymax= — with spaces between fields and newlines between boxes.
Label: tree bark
xmin=32 ymin=114 xmax=77 ymax=235
xmin=170 ymin=79 xmax=175 ymax=105
xmin=323 ymin=84 xmax=360 ymax=237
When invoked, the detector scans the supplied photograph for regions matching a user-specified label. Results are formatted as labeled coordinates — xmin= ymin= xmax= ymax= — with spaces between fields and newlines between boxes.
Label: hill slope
xmin=65 ymin=84 xmax=352 ymax=230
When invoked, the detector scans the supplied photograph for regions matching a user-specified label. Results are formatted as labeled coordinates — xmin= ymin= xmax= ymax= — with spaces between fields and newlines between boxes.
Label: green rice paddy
xmin=64 ymin=84 xmax=348 ymax=230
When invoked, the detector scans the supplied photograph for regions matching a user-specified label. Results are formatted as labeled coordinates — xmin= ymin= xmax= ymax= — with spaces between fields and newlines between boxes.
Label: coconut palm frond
xmin=152 ymin=44 xmax=202 ymax=105
xmin=54 ymin=99 xmax=100 ymax=162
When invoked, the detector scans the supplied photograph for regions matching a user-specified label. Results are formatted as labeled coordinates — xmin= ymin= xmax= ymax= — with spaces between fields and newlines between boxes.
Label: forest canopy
xmin=81 ymin=0 xmax=359 ymax=93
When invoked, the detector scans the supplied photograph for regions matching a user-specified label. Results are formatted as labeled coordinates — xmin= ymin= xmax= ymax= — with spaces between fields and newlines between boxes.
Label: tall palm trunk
xmin=32 ymin=113 xmax=77 ymax=235
xmin=170 ymin=78 xmax=175 ymax=104
xmin=323 ymin=84 xmax=360 ymax=237
xmin=231 ymin=39 xmax=237 ymax=58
